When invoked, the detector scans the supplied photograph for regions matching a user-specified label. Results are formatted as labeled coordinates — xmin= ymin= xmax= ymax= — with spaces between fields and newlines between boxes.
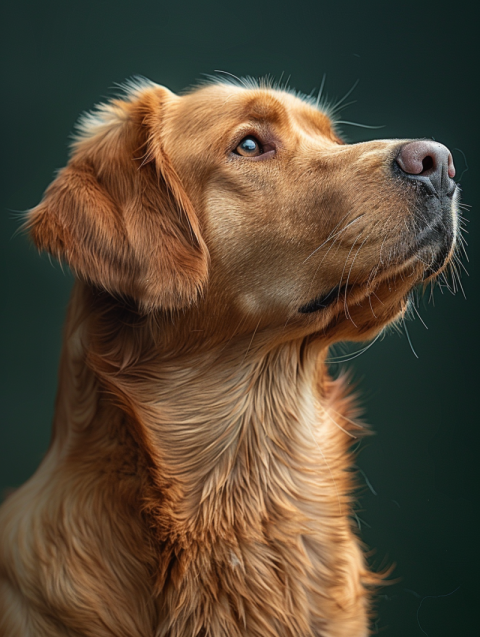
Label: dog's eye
xmin=235 ymin=136 xmax=263 ymax=157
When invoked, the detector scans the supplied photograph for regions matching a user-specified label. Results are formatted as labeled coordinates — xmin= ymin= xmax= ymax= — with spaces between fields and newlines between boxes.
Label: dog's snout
xmin=395 ymin=141 xmax=456 ymax=196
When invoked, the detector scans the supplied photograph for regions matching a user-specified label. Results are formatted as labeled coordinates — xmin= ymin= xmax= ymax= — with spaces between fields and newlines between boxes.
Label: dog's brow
xmin=243 ymin=93 xmax=288 ymax=125
xmin=293 ymin=106 xmax=336 ymax=138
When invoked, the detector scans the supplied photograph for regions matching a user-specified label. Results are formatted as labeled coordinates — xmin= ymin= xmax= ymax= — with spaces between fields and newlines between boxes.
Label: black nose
xmin=395 ymin=141 xmax=456 ymax=197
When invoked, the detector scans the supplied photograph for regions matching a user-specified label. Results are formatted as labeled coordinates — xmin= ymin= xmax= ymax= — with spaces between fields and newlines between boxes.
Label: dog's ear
xmin=26 ymin=81 xmax=209 ymax=312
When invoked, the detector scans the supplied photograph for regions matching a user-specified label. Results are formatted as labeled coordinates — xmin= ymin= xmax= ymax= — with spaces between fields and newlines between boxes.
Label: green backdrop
xmin=1 ymin=1 xmax=478 ymax=634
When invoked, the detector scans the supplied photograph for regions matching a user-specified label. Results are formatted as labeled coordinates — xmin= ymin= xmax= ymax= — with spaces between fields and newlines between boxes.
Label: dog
xmin=0 ymin=77 xmax=459 ymax=636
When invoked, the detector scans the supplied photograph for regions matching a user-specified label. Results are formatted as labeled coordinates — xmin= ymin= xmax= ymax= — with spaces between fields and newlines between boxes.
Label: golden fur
xmin=0 ymin=78 xmax=458 ymax=636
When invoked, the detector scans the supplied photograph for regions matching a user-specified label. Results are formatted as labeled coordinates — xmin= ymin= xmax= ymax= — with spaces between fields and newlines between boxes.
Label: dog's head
xmin=28 ymin=78 xmax=459 ymax=341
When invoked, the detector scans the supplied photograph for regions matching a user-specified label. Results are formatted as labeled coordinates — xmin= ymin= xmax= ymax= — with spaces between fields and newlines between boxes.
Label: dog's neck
xmin=130 ymin=336 xmax=326 ymax=547
xmin=57 ymin=284 xmax=358 ymax=551
xmin=42 ymin=283 xmax=371 ymax=630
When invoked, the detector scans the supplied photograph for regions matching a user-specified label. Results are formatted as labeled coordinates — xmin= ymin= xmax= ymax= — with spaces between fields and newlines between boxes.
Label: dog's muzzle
xmin=394 ymin=140 xmax=457 ymax=278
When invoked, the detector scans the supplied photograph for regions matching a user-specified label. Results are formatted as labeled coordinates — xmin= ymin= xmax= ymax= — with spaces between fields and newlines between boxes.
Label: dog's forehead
xmin=175 ymin=82 xmax=335 ymax=138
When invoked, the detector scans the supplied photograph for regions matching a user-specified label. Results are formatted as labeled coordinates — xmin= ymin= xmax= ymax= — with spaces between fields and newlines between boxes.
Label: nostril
xmin=396 ymin=140 xmax=455 ymax=181
xmin=395 ymin=140 xmax=457 ymax=197
xmin=421 ymin=155 xmax=434 ymax=173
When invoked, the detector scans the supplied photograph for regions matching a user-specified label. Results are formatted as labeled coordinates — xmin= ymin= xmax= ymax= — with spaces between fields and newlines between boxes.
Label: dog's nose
xmin=396 ymin=141 xmax=456 ymax=196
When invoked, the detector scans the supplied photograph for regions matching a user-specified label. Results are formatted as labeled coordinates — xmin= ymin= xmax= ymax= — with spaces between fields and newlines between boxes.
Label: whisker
xmin=410 ymin=303 xmax=428 ymax=330
xmin=451 ymin=263 xmax=467 ymax=299
xmin=315 ymin=73 xmax=327 ymax=108
xmin=303 ymin=215 xmax=364 ymax=263
xmin=303 ymin=210 xmax=352 ymax=263
xmin=335 ymin=121 xmax=385 ymax=129
xmin=337 ymin=232 xmax=365 ymax=319
xmin=453 ymin=256 xmax=469 ymax=276
xmin=344 ymin=233 xmax=370 ymax=324
xmin=327 ymin=332 xmax=383 ymax=363
xmin=328 ymin=100 xmax=357 ymax=117
xmin=402 ymin=319 xmax=419 ymax=359
xmin=213 ymin=69 xmax=250 ymax=90
xmin=454 ymin=147 xmax=469 ymax=183
xmin=331 ymin=78 xmax=360 ymax=111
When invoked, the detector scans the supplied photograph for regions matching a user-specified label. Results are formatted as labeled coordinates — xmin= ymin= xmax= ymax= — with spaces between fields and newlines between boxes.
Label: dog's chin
xmin=410 ymin=198 xmax=457 ymax=280
xmin=419 ymin=230 xmax=456 ymax=281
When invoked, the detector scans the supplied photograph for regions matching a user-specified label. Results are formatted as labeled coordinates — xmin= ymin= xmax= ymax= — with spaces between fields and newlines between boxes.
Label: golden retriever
xmin=0 ymin=77 xmax=459 ymax=636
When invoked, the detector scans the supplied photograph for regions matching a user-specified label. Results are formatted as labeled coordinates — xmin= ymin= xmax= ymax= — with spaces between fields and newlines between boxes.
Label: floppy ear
xmin=26 ymin=80 xmax=209 ymax=312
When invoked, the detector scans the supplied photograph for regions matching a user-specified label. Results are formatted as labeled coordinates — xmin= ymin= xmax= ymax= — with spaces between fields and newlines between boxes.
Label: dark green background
xmin=1 ymin=1 xmax=478 ymax=634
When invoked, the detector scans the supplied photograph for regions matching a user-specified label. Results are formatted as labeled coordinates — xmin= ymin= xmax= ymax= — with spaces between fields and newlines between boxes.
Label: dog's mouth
xmin=298 ymin=285 xmax=346 ymax=314
xmin=298 ymin=220 xmax=456 ymax=315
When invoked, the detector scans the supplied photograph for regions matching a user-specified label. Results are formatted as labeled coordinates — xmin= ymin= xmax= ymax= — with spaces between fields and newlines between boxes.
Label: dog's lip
xmin=298 ymin=285 xmax=345 ymax=314
xmin=402 ymin=219 xmax=455 ymax=278
xmin=299 ymin=202 xmax=456 ymax=315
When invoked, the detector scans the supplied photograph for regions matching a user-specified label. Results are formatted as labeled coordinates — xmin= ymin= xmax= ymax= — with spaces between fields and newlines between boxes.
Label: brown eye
xmin=235 ymin=136 xmax=263 ymax=157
